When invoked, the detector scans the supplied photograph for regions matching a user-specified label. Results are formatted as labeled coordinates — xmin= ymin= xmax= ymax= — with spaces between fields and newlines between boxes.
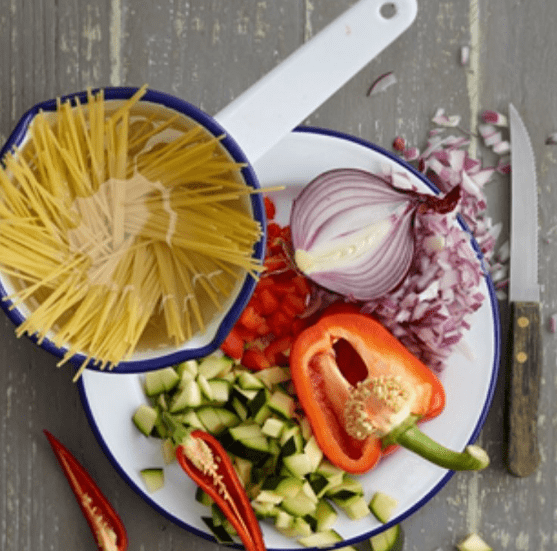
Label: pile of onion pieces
xmin=299 ymin=110 xmax=508 ymax=372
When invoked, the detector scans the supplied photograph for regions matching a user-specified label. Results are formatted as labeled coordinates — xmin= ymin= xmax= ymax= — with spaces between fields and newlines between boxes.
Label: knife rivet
xmin=516 ymin=351 xmax=528 ymax=363
xmin=518 ymin=316 xmax=530 ymax=328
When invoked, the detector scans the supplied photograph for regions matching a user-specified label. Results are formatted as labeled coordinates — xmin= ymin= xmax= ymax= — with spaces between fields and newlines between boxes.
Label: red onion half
xmin=290 ymin=168 xmax=459 ymax=301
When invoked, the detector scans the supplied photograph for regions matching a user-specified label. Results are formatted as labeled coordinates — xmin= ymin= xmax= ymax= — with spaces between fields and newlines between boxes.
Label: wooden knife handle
xmin=506 ymin=301 xmax=542 ymax=477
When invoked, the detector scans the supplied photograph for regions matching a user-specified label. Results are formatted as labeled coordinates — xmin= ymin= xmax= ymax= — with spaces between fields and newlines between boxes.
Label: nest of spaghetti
xmin=0 ymin=86 xmax=264 ymax=378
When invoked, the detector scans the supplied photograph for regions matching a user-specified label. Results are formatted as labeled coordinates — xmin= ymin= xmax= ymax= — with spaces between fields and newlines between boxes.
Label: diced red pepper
xmin=266 ymin=222 xmax=282 ymax=240
xmin=283 ymin=293 xmax=307 ymax=315
xmin=268 ymin=310 xmax=292 ymax=337
xmin=220 ymin=327 xmax=245 ymax=360
xmin=264 ymin=255 xmax=288 ymax=273
xmin=257 ymin=288 xmax=280 ymax=315
xmin=264 ymin=335 xmax=292 ymax=366
xmin=264 ymin=196 xmax=276 ymax=220
xmin=270 ymin=281 xmax=297 ymax=296
xmin=241 ymin=347 xmax=272 ymax=371
xmin=234 ymin=324 xmax=259 ymax=344
xmin=220 ymin=211 xmax=315 ymax=372
xmin=238 ymin=305 xmax=266 ymax=332
xmin=292 ymin=274 xmax=311 ymax=297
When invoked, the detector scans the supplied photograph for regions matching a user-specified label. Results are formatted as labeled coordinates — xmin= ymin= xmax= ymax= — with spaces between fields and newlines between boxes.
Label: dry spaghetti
xmin=0 ymin=86 xmax=264 ymax=379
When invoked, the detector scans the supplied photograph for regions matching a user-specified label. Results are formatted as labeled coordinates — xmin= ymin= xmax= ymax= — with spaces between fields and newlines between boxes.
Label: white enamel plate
xmin=79 ymin=128 xmax=500 ymax=550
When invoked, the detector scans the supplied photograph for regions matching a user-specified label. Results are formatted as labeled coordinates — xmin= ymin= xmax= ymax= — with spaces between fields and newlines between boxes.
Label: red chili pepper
xmin=44 ymin=430 xmax=128 ymax=551
xmin=176 ymin=430 xmax=266 ymax=551
xmin=289 ymin=311 xmax=489 ymax=474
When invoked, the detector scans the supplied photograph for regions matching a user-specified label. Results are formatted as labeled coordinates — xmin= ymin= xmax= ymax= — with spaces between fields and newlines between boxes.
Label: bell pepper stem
xmin=383 ymin=416 xmax=490 ymax=471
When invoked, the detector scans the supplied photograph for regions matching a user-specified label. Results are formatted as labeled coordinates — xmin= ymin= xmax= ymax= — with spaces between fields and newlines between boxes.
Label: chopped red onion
xmin=293 ymin=107 xmax=508 ymax=372
xmin=550 ymin=314 xmax=557 ymax=333
xmin=482 ymin=110 xmax=508 ymax=127
xmin=496 ymin=156 xmax=511 ymax=174
xmin=492 ymin=140 xmax=510 ymax=155
xmin=496 ymin=240 xmax=510 ymax=263
xmin=460 ymin=45 xmax=470 ymax=66
xmin=393 ymin=136 xmax=406 ymax=152
xmin=403 ymin=146 xmax=420 ymax=161
xmin=478 ymin=123 xmax=498 ymax=139
xmin=432 ymin=108 xmax=461 ymax=127
xmin=483 ymin=130 xmax=503 ymax=147
xmin=367 ymin=71 xmax=398 ymax=96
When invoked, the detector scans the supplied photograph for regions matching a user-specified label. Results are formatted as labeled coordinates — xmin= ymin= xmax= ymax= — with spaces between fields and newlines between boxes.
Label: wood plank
xmin=1 ymin=0 xmax=556 ymax=550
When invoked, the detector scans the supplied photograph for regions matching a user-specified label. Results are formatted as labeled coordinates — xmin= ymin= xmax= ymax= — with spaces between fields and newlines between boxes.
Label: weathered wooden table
xmin=1 ymin=1 xmax=556 ymax=550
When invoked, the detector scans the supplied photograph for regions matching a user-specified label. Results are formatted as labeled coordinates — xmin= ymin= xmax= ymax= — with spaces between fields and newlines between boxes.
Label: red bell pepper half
xmin=289 ymin=309 xmax=489 ymax=474
xmin=176 ymin=430 xmax=266 ymax=551
xmin=44 ymin=430 xmax=128 ymax=551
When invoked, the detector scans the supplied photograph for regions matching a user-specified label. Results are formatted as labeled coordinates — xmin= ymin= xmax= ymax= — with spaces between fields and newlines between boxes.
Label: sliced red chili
xmin=176 ymin=431 xmax=266 ymax=551
xmin=44 ymin=430 xmax=128 ymax=551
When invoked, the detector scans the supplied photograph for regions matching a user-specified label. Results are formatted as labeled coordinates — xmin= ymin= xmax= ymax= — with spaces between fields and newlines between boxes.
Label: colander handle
xmin=214 ymin=0 xmax=417 ymax=165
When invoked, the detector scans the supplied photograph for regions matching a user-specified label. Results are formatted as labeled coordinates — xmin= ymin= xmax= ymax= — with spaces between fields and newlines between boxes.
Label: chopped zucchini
xmin=197 ymin=406 xmax=239 ymax=435
xmin=144 ymin=367 xmax=180 ymax=396
xmin=140 ymin=468 xmax=164 ymax=493
xmin=292 ymin=516 xmax=313 ymax=538
xmin=312 ymin=499 xmax=338 ymax=532
xmin=457 ymin=533 xmax=493 ymax=551
xmin=229 ymin=422 xmax=264 ymax=441
xmin=169 ymin=379 xmax=202 ymax=411
xmin=262 ymin=417 xmax=286 ymax=438
xmin=369 ymin=524 xmax=404 ymax=551
xmin=304 ymin=435 xmax=324 ymax=471
xmin=160 ymin=438 xmax=176 ymax=464
xmin=254 ymin=366 xmax=291 ymax=388
xmin=333 ymin=494 xmax=370 ymax=521
xmin=281 ymin=492 xmax=317 ymax=517
xmin=197 ymin=354 xmax=233 ymax=379
xmin=326 ymin=474 xmax=365 ymax=499
xmin=282 ymin=453 xmax=313 ymax=479
xmin=201 ymin=516 xmax=235 ymax=544
xmin=237 ymin=370 xmax=266 ymax=390
xmin=197 ymin=374 xmax=214 ymax=401
xmin=233 ymin=456 xmax=252 ymax=488
xmin=133 ymin=404 xmax=158 ymax=436
xmin=195 ymin=486 xmax=214 ymax=507
xmin=297 ymin=529 xmax=344 ymax=548
xmin=369 ymin=491 xmax=399 ymax=523
xmin=268 ymin=389 xmax=296 ymax=419
xmin=176 ymin=359 xmax=198 ymax=378
xmin=207 ymin=379 xmax=231 ymax=404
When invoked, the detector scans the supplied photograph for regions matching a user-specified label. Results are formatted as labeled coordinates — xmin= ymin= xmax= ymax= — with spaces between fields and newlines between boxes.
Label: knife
xmin=506 ymin=104 xmax=542 ymax=477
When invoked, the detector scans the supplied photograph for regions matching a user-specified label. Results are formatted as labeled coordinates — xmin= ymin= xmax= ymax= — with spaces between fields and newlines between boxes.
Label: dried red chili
xmin=44 ymin=430 xmax=128 ymax=551
xmin=176 ymin=430 xmax=266 ymax=551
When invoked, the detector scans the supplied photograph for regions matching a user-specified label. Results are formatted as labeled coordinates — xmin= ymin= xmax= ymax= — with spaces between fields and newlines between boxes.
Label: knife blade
xmin=506 ymin=104 xmax=542 ymax=477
